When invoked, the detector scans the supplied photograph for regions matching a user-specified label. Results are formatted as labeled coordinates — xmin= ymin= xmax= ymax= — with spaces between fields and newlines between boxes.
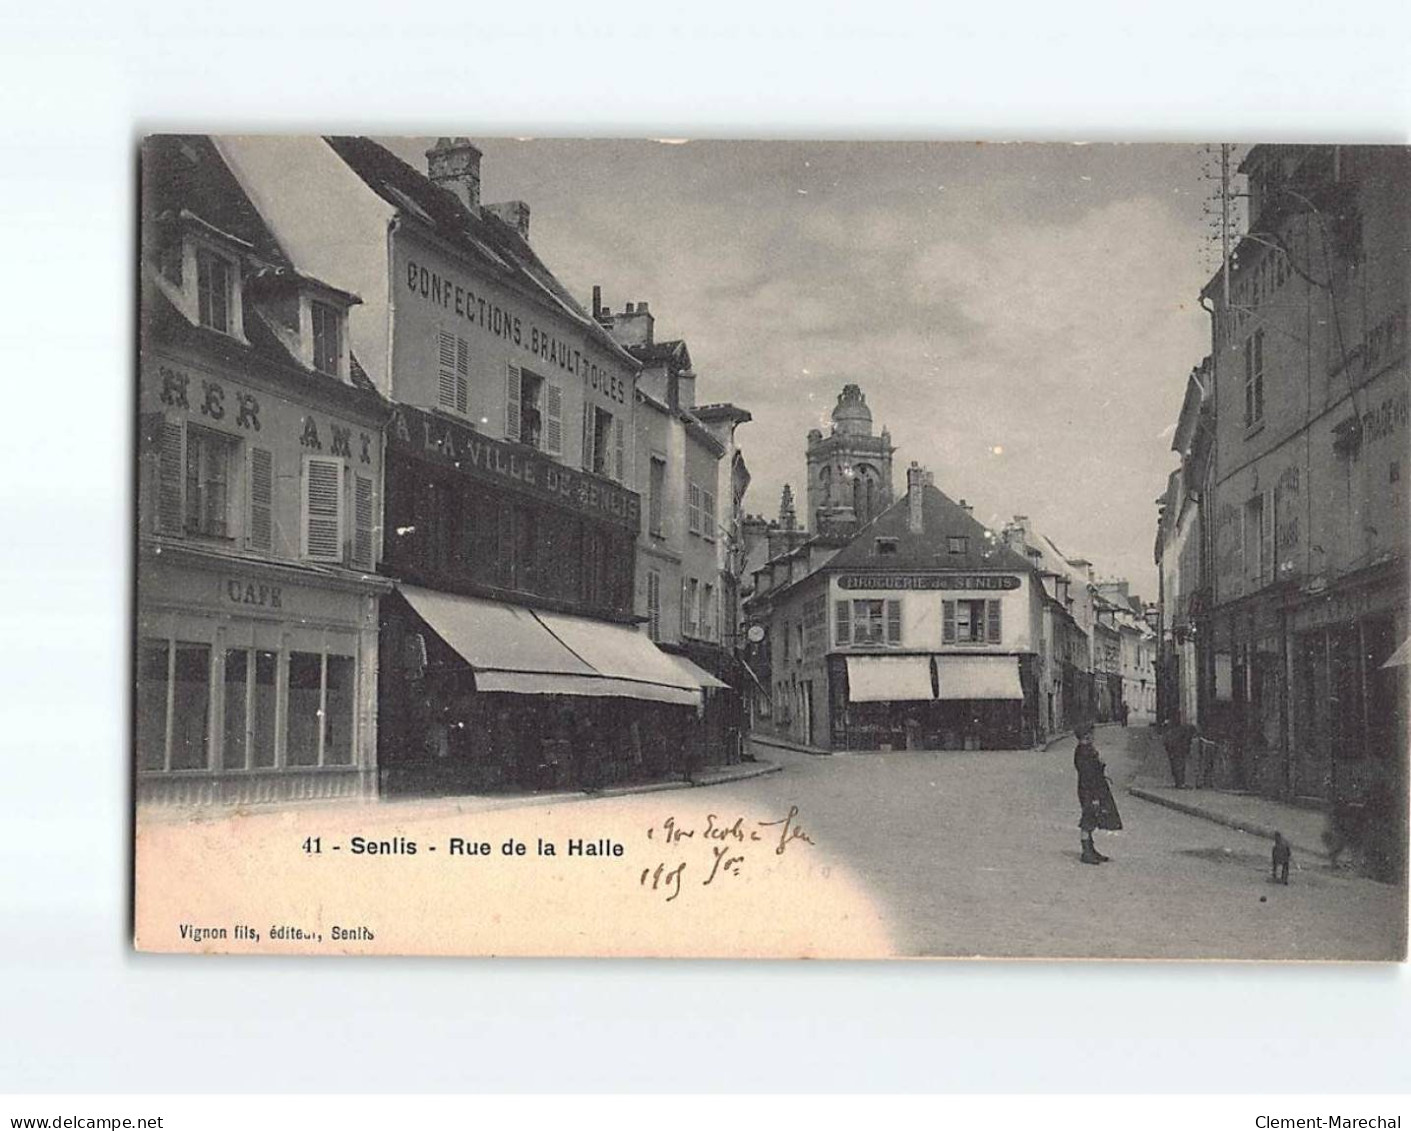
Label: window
xmin=183 ymin=426 xmax=238 ymax=539
xmin=302 ymin=456 xmax=345 ymax=561
xmin=136 ymin=640 xmax=213 ymax=773
xmin=944 ymin=599 xmax=1001 ymax=643
xmin=286 ymin=650 xmax=356 ymax=768
xmin=876 ymin=537 xmax=898 ymax=555
xmin=1244 ymin=329 xmax=1265 ymax=428
xmin=196 ymin=248 xmax=233 ymax=333
xmin=646 ymin=569 xmax=662 ymax=641
xmin=438 ymin=330 xmax=469 ymax=415
xmin=518 ymin=370 xmax=544 ymax=449
xmin=839 ymin=599 xmax=901 ymax=645
xmin=702 ymin=490 xmax=717 ymax=542
xmin=1244 ymin=493 xmax=1268 ymax=590
xmin=649 ymin=457 xmax=666 ymax=537
xmin=223 ymin=648 xmax=278 ymax=770
xmin=588 ymin=407 xmax=620 ymax=479
xmin=688 ymin=483 xmax=703 ymax=535
xmin=311 ymin=301 xmax=341 ymax=377
xmin=685 ymin=578 xmax=699 ymax=636
xmin=948 ymin=535 xmax=969 ymax=555
xmin=702 ymin=584 xmax=715 ymax=642
xmin=835 ymin=600 xmax=850 ymax=646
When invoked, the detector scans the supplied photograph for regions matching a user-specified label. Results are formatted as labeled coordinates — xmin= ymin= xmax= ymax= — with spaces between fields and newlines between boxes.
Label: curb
xmin=1127 ymin=784 xmax=1331 ymax=859
xmin=747 ymin=733 xmax=832 ymax=757
xmin=595 ymin=760 xmax=783 ymax=798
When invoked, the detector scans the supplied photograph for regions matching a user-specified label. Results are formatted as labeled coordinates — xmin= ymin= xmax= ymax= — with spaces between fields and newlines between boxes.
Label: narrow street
xmin=714 ymin=724 xmax=1407 ymax=960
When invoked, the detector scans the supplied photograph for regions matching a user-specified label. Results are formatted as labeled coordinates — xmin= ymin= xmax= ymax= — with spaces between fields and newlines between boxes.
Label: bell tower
xmin=805 ymin=384 xmax=895 ymax=535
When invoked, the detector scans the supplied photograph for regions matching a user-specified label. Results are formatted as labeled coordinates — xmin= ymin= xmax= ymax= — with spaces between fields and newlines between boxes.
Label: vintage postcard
xmin=133 ymin=136 xmax=1409 ymax=960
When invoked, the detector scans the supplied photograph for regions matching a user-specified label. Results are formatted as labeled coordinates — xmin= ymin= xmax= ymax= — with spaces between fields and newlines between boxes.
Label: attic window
xmin=196 ymin=248 xmax=234 ymax=334
xmin=311 ymin=301 xmax=342 ymax=377
xmin=875 ymin=537 xmax=899 ymax=556
xmin=948 ymin=535 xmax=969 ymax=555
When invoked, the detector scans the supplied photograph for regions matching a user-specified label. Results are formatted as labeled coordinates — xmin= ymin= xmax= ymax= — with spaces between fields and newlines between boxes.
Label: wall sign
xmin=837 ymin=573 xmax=1021 ymax=591
xmin=226 ymin=580 xmax=283 ymax=608
xmin=389 ymin=405 xmax=640 ymax=532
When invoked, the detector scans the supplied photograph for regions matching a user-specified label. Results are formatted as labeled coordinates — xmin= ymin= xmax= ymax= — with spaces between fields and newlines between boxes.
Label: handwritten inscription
xmin=640 ymin=807 xmax=815 ymax=902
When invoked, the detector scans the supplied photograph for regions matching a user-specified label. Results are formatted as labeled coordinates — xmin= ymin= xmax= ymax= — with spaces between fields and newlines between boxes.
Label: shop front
xmin=135 ymin=545 xmax=387 ymax=805
xmin=379 ymin=585 xmax=703 ymax=794
xmin=827 ymin=652 xmax=1030 ymax=751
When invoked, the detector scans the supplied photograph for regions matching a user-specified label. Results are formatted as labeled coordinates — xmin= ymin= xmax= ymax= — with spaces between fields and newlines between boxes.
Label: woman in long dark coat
xmin=1075 ymin=723 xmax=1122 ymax=864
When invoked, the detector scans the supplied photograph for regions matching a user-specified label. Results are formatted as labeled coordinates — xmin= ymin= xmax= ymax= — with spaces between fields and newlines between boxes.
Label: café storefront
xmin=377 ymin=404 xmax=706 ymax=795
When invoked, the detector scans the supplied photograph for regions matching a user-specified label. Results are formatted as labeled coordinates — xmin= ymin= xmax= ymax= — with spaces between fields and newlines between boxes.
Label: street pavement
xmin=736 ymin=723 xmax=1406 ymax=960
xmin=135 ymin=723 xmax=1407 ymax=961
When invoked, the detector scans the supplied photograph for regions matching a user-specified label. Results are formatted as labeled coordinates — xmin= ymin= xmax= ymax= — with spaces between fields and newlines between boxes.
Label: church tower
xmin=805 ymin=384 xmax=895 ymax=535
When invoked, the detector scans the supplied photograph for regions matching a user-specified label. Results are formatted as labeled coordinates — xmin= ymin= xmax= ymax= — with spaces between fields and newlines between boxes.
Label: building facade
xmin=136 ymin=136 xmax=391 ymax=805
xmin=219 ymin=136 xmax=707 ymax=794
xmin=752 ymin=463 xmax=1045 ymax=751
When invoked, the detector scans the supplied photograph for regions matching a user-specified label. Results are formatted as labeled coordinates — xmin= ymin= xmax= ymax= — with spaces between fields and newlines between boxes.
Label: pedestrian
xmin=1074 ymin=722 xmax=1123 ymax=864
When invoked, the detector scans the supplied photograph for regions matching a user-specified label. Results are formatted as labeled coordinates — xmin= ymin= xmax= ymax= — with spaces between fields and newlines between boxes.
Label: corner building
xmin=136 ymin=137 xmax=391 ymax=805
xmin=219 ymin=136 xmax=702 ymax=794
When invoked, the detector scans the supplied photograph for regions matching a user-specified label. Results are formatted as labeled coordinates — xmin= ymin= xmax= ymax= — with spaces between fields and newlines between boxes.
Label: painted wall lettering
xmin=225 ymin=580 xmax=282 ymax=608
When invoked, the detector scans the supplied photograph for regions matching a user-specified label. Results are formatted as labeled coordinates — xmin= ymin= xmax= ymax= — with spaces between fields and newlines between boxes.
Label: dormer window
xmin=875 ymin=537 xmax=898 ymax=555
xmin=311 ymin=301 xmax=342 ymax=377
xmin=948 ymin=535 xmax=969 ymax=555
xmin=196 ymin=248 xmax=234 ymax=333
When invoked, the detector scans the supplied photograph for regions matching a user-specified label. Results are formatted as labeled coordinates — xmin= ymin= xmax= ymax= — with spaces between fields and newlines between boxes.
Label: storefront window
xmin=222 ymin=649 xmax=248 ymax=769
xmin=137 ymin=640 xmax=169 ymax=771
xmin=286 ymin=650 xmax=323 ymax=767
xmin=170 ymin=642 xmax=211 ymax=770
xmin=324 ymin=655 xmax=355 ymax=766
xmin=253 ymin=650 xmax=277 ymax=768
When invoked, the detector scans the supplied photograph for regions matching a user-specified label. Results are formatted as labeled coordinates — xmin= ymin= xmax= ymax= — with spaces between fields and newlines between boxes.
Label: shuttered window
xmin=688 ymin=484 xmax=702 ymax=535
xmin=646 ymin=569 xmax=661 ymax=641
xmin=613 ymin=416 xmax=625 ymax=483
xmin=835 ymin=600 xmax=851 ymax=646
xmin=157 ymin=420 xmax=185 ymax=533
xmin=437 ymin=330 xmax=469 ymax=415
xmin=702 ymin=584 xmax=714 ymax=642
xmin=702 ymin=490 xmax=716 ymax=541
xmin=247 ymin=447 xmax=273 ymax=552
xmin=942 ymin=600 xmax=957 ymax=644
xmin=302 ymin=456 xmax=344 ymax=561
xmin=582 ymin=403 xmax=594 ymax=472
xmin=353 ymin=473 xmax=375 ymax=569
xmin=544 ymin=382 xmax=563 ymax=456
xmin=886 ymin=599 xmax=902 ymax=644
xmin=504 ymin=363 xmax=522 ymax=442
xmin=986 ymin=599 xmax=1002 ymax=643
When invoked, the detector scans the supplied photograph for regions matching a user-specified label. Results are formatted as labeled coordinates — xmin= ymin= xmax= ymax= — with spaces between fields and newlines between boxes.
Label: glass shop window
xmin=324 ymin=655 xmax=355 ymax=766
xmin=170 ymin=642 xmax=211 ymax=770
xmin=286 ymin=651 xmax=324 ymax=767
xmin=137 ymin=640 xmax=170 ymax=772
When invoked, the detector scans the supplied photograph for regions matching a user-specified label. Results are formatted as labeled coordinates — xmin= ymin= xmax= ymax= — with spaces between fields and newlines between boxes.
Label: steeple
xmin=779 ymin=484 xmax=797 ymax=531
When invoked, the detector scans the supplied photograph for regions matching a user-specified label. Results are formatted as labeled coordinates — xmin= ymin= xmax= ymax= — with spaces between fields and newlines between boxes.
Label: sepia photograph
xmin=132 ymin=134 xmax=1409 ymax=961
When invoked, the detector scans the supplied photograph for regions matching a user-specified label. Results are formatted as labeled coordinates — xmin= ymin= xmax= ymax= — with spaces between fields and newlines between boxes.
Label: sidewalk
xmin=747 ymin=731 xmax=832 ymax=758
xmin=1124 ymin=731 xmax=1331 ymax=859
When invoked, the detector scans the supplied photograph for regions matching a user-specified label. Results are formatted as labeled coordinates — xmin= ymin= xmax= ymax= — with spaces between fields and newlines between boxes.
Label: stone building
xmin=217 ymin=136 xmax=706 ymax=794
xmin=136 ymin=136 xmax=391 ymax=805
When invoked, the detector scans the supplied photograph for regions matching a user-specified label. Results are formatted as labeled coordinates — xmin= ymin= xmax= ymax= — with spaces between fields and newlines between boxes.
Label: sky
xmin=384 ymin=137 xmax=1226 ymax=598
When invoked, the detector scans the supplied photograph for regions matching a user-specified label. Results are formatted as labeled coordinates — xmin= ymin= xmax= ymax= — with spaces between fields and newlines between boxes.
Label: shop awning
xmin=532 ymin=608 xmax=701 ymax=705
xmin=398 ymin=585 xmax=698 ymax=706
xmin=846 ymin=655 xmax=935 ymax=702
xmin=935 ymin=655 xmax=1024 ymax=700
xmin=668 ymin=654 xmax=730 ymax=691
xmin=1383 ymin=639 xmax=1411 ymax=668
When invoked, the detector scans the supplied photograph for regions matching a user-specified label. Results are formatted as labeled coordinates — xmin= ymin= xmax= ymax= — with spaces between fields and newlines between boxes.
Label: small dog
xmin=1271 ymin=832 xmax=1291 ymax=885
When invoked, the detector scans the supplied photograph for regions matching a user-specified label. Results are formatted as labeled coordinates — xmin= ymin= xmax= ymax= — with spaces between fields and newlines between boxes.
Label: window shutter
xmin=835 ymin=600 xmax=851 ymax=646
xmin=986 ymin=599 xmax=1002 ymax=643
xmin=353 ymin=473 xmax=374 ymax=568
xmin=582 ymin=404 xmax=594 ymax=471
xmin=544 ymin=382 xmax=563 ymax=456
xmin=703 ymin=491 xmax=716 ymax=540
xmin=886 ymin=599 xmax=902 ymax=644
xmin=647 ymin=570 xmax=661 ymax=641
xmin=1260 ymin=491 xmax=1273 ymax=587
xmin=437 ymin=329 xmax=457 ymax=411
xmin=247 ymin=446 xmax=273 ymax=552
xmin=157 ymin=420 xmax=184 ymax=533
xmin=688 ymin=484 xmax=701 ymax=534
xmin=455 ymin=337 xmax=469 ymax=414
xmin=613 ymin=415 xmax=625 ymax=482
xmin=303 ymin=456 xmax=343 ymax=561
xmin=943 ymin=600 xmax=957 ymax=644
xmin=505 ymin=363 xmax=522 ymax=442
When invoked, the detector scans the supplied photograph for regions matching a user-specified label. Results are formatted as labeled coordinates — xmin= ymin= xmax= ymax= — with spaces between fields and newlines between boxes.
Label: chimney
xmin=426 ymin=137 xmax=482 ymax=213
xmin=592 ymin=285 xmax=603 ymax=320
xmin=484 ymin=200 xmax=530 ymax=240
xmin=959 ymin=498 xmax=974 ymax=515
xmin=907 ymin=462 xmax=926 ymax=534
xmin=609 ymin=300 xmax=655 ymax=348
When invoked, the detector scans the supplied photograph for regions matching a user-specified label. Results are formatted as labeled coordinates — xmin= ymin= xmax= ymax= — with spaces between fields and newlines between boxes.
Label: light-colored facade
xmin=136 ymin=136 xmax=390 ymax=805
